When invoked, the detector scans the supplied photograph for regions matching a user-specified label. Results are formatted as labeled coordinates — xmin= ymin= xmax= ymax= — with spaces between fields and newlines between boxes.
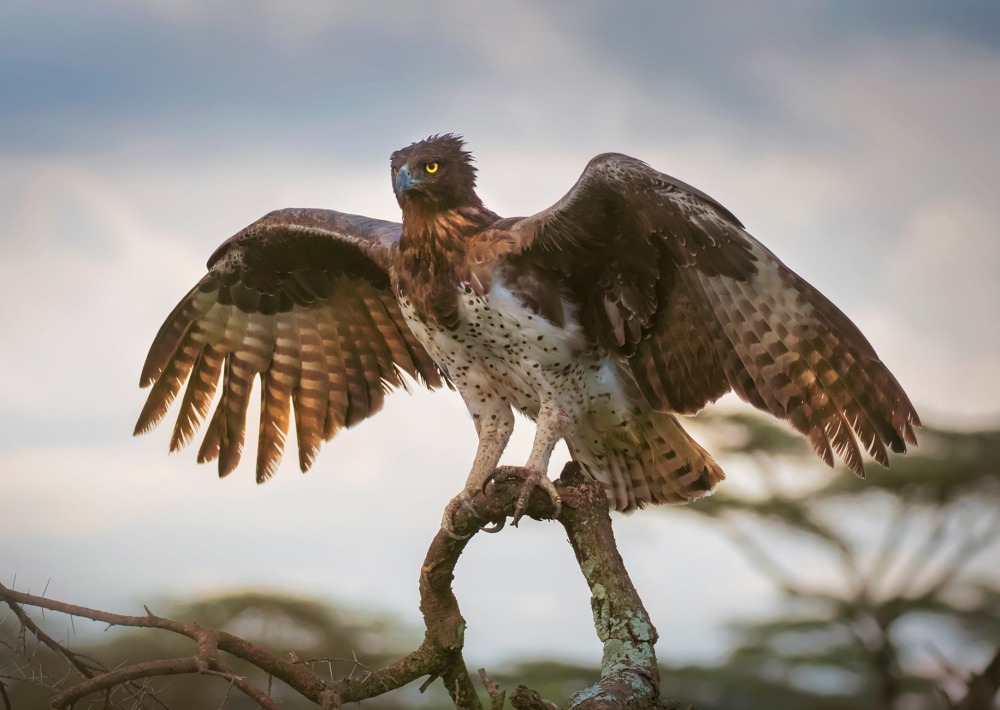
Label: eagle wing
xmin=136 ymin=208 xmax=444 ymax=481
xmin=504 ymin=154 xmax=920 ymax=475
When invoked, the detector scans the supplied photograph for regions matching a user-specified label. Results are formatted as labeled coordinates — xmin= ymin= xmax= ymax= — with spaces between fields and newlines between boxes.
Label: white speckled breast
xmin=399 ymin=277 xmax=592 ymax=412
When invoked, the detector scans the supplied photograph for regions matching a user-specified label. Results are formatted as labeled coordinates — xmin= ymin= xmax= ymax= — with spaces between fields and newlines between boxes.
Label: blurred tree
xmin=661 ymin=412 xmax=1000 ymax=709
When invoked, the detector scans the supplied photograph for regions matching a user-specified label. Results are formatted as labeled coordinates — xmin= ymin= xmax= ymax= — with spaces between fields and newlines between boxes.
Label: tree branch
xmin=481 ymin=464 xmax=662 ymax=708
xmin=0 ymin=586 xmax=333 ymax=705
xmin=1 ymin=462 xmax=664 ymax=708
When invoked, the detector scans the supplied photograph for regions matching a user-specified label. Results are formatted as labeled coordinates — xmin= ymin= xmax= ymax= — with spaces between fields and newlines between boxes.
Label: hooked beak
xmin=394 ymin=165 xmax=421 ymax=196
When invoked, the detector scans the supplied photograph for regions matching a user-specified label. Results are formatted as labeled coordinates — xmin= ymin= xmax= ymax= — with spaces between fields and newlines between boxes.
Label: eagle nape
xmin=137 ymin=133 xmax=919 ymax=540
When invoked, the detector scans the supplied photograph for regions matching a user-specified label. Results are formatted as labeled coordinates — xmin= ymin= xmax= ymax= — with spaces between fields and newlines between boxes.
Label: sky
xmin=2 ymin=0 xmax=999 ymax=679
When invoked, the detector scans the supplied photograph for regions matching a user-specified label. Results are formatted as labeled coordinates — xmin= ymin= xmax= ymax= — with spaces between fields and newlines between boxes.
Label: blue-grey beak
xmin=395 ymin=165 xmax=421 ymax=196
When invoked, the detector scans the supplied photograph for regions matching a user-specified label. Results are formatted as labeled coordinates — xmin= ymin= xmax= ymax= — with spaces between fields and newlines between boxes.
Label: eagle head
xmin=390 ymin=134 xmax=480 ymax=210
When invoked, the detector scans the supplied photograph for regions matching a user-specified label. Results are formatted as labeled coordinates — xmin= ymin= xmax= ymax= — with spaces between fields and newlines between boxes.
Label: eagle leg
xmin=505 ymin=399 xmax=568 ymax=526
xmin=440 ymin=398 xmax=515 ymax=539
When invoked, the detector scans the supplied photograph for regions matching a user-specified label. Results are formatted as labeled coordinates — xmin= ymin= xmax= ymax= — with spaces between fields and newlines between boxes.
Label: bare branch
xmin=511 ymin=684 xmax=561 ymax=710
xmin=48 ymin=656 xmax=279 ymax=710
xmin=0 ymin=585 xmax=102 ymax=681
xmin=478 ymin=668 xmax=506 ymax=710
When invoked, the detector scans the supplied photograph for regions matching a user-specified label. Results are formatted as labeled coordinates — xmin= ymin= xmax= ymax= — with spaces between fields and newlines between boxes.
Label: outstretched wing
xmin=136 ymin=208 xmax=444 ymax=481
xmin=504 ymin=154 xmax=920 ymax=476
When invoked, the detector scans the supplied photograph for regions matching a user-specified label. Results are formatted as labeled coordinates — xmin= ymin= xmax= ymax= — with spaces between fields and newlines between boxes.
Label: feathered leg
xmin=441 ymin=395 xmax=514 ymax=537
xmin=505 ymin=400 xmax=566 ymax=525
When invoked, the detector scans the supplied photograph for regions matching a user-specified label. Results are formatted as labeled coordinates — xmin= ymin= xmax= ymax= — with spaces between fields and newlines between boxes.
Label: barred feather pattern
xmin=136 ymin=275 xmax=443 ymax=482
xmin=508 ymin=151 xmax=919 ymax=479
xmin=566 ymin=406 xmax=725 ymax=511
xmin=629 ymin=239 xmax=920 ymax=477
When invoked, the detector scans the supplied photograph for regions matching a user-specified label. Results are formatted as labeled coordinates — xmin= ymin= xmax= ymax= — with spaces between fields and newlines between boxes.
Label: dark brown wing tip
xmin=256 ymin=459 xmax=279 ymax=484
xmin=219 ymin=454 xmax=240 ymax=478
xmin=132 ymin=414 xmax=155 ymax=437
xmin=133 ymin=391 xmax=171 ymax=437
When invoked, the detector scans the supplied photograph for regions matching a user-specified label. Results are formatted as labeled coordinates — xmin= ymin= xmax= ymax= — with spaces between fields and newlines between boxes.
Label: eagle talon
xmin=480 ymin=518 xmax=506 ymax=533
xmin=505 ymin=466 xmax=562 ymax=527
xmin=481 ymin=465 xmax=521 ymax=495
xmin=441 ymin=489 xmax=479 ymax=540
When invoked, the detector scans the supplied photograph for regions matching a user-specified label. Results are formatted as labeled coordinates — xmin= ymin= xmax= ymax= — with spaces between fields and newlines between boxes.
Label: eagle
xmin=136 ymin=134 xmax=920 ymax=533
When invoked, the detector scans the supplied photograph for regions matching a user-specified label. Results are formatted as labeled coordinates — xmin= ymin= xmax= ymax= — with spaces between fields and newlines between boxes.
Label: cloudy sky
xmin=3 ymin=0 xmax=999 ymax=676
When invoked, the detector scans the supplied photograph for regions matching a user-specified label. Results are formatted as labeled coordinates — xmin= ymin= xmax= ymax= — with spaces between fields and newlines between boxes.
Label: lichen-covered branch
xmin=472 ymin=463 xmax=663 ymax=708
xmin=552 ymin=464 xmax=660 ymax=709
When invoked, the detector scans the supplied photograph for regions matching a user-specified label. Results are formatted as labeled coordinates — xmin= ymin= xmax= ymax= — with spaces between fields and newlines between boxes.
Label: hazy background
xmin=2 ymin=0 xmax=998 ymax=672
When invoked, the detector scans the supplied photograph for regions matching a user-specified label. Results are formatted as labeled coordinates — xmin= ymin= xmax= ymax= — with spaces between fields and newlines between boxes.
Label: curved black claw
xmin=482 ymin=465 xmax=531 ymax=495
xmin=480 ymin=518 xmax=506 ymax=534
xmin=481 ymin=467 xmax=507 ymax=495
xmin=480 ymin=466 xmax=562 ymax=528
xmin=511 ymin=467 xmax=562 ymax=527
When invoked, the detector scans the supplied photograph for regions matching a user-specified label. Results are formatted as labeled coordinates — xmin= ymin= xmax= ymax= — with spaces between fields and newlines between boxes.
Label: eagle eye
xmin=424 ymin=162 xmax=439 ymax=174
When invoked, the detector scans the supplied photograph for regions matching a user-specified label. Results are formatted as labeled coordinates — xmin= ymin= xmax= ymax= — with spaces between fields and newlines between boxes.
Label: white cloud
xmin=888 ymin=198 xmax=1000 ymax=335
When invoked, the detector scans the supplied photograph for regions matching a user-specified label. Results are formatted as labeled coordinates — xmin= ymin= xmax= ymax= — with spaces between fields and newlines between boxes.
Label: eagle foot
xmin=486 ymin=466 xmax=562 ymax=527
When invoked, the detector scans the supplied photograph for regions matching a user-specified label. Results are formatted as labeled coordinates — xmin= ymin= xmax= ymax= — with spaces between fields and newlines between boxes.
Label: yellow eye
xmin=424 ymin=162 xmax=439 ymax=174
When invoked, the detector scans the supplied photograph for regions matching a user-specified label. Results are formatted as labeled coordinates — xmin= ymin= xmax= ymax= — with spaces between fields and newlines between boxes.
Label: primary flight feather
xmin=137 ymin=134 xmax=920 ymax=529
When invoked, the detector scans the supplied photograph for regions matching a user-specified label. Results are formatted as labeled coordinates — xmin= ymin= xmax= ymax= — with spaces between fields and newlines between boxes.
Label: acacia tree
xmin=674 ymin=413 xmax=1000 ymax=709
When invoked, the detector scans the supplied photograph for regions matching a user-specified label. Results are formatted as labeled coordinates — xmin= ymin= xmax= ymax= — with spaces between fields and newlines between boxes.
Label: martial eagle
xmin=136 ymin=134 xmax=920 ymax=531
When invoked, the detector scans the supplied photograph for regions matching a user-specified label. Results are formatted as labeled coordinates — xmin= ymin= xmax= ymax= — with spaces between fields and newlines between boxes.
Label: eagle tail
xmin=566 ymin=409 xmax=725 ymax=511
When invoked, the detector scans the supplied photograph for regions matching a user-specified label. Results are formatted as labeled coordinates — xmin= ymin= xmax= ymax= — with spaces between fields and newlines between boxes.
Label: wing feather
xmin=218 ymin=352 xmax=258 ymax=476
xmin=256 ymin=311 xmax=296 ymax=482
xmin=332 ymin=282 xmax=377 ymax=427
xmin=508 ymin=154 xmax=919 ymax=475
xmin=134 ymin=324 xmax=203 ymax=435
xmin=170 ymin=345 xmax=224 ymax=452
xmin=291 ymin=309 xmax=330 ymax=472
xmin=258 ymin=369 xmax=292 ymax=482
xmin=313 ymin=306 xmax=350 ymax=439
xmin=137 ymin=208 xmax=444 ymax=479
xmin=365 ymin=290 xmax=418 ymax=381
xmin=353 ymin=281 xmax=404 ymax=389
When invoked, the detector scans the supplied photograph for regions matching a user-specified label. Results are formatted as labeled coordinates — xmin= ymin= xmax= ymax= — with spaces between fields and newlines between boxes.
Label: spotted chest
xmin=396 ymin=280 xmax=594 ymax=419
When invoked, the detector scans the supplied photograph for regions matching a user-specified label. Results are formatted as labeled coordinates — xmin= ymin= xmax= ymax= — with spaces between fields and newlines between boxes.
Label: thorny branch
xmin=0 ymin=462 xmax=664 ymax=709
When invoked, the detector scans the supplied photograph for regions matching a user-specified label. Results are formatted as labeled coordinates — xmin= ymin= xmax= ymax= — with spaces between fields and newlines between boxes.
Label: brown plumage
xmin=137 ymin=134 xmax=920 ymax=526
xmin=135 ymin=208 xmax=444 ymax=481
